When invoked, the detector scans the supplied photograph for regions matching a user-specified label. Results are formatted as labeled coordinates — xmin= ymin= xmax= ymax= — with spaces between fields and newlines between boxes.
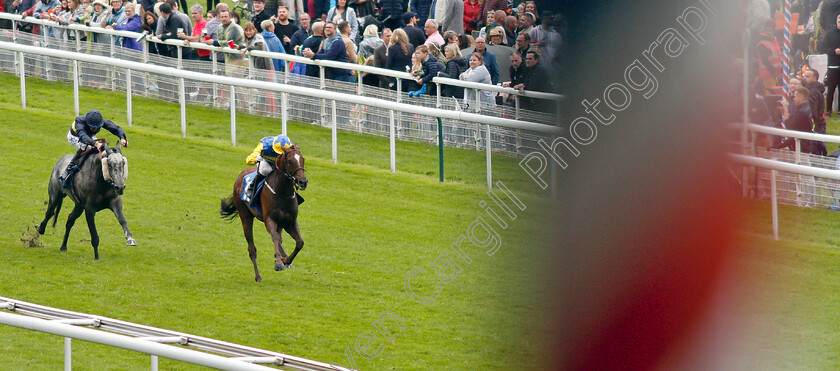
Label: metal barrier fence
xmin=0 ymin=39 xmax=560 ymax=190
xmin=731 ymin=122 xmax=840 ymax=240
xmin=0 ymin=296 xmax=344 ymax=371
xmin=0 ymin=13 xmax=563 ymax=158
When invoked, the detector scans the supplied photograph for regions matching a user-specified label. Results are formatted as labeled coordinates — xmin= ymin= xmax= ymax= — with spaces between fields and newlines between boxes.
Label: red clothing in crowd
xmin=463 ymin=0 xmax=481 ymax=33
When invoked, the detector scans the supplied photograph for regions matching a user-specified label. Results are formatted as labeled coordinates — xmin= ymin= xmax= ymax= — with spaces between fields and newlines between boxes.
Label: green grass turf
xmin=0 ymin=71 xmax=556 ymax=370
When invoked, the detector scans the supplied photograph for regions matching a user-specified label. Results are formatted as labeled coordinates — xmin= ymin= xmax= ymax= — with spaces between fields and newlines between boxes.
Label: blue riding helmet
xmin=85 ymin=110 xmax=104 ymax=129
xmin=272 ymin=135 xmax=293 ymax=153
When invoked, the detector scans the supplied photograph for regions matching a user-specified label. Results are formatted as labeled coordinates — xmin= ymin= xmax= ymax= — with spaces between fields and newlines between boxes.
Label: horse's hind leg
xmin=60 ymin=204 xmax=84 ymax=253
xmin=37 ymin=191 xmax=65 ymax=235
xmin=240 ymin=211 xmax=261 ymax=282
xmin=110 ymin=198 xmax=136 ymax=246
xmin=84 ymin=209 xmax=100 ymax=260
xmin=282 ymin=222 xmax=304 ymax=267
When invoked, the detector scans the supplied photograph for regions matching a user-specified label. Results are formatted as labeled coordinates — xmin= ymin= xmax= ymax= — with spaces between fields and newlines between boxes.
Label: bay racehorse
xmin=220 ymin=144 xmax=308 ymax=282
xmin=36 ymin=142 xmax=136 ymax=260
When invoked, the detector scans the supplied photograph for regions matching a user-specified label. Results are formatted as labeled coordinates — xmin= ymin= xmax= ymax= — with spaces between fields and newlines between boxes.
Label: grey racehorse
xmin=36 ymin=144 xmax=136 ymax=260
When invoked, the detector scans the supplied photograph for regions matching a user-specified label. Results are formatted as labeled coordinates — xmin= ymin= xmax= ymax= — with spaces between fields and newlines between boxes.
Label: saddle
xmin=239 ymin=171 xmax=305 ymax=220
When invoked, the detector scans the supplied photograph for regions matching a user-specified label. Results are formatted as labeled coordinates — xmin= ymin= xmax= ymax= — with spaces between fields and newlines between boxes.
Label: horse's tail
xmin=220 ymin=196 xmax=239 ymax=221
xmin=51 ymin=196 xmax=63 ymax=228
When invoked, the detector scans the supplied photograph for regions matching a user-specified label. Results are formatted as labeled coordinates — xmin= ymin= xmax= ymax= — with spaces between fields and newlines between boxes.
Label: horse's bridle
xmin=276 ymin=149 xmax=306 ymax=190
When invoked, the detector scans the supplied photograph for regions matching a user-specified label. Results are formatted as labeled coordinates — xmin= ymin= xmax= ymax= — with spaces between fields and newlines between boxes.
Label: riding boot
xmin=246 ymin=172 xmax=265 ymax=200
xmin=59 ymin=151 xmax=83 ymax=188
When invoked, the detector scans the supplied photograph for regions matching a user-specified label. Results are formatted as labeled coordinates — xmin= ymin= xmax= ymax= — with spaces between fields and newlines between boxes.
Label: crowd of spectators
xmin=1 ymin=0 xmax=564 ymax=113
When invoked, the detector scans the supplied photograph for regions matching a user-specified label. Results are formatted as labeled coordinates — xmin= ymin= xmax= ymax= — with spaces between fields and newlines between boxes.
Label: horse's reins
xmin=265 ymin=150 xmax=305 ymax=199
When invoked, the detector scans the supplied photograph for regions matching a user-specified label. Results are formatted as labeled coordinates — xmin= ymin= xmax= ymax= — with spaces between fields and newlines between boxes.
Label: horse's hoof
xmin=59 ymin=247 xmax=67 ymax=253
xmin=126 ymin=237 xmax=137 ymax=246
xmin=255 ymin=276 xmax=262 ymax=282
xmin=35 ymin=224 xmax=44 ymax=235
xmin=274 ymin=263 xmax=286 ymax=271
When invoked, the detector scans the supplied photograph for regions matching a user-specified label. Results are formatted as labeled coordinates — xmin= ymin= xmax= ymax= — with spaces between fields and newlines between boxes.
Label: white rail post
xmin=179 ymin=77 xmax=186 ymax=137
xmin=390 ymin=109 xmax=396 ymax=173
xmin=396 ymin=78 xmax=402 ymax=139
xmin=109 ymin=36 xmax=115 ymax=91
xmin=230 ymin=84 xmax=236 ymax=146
xmin=332 ymin=99 xmax=337 ymax=164
xmin=771 ymin=169 xmax=779 ymax=240
xmin=151 ymin=355 xmax=158 ymax=371
xmin=142 ymin=38 xmax=149 ymax=98
xmin=247 ymin=56 xmax=254 ymax=115
xmin=486 ymin=123 xmax=492 ymax=190
xmin=73 ymin=60 xmax=79 ymax=116
xmin=282 ymin=61 xmax=289 ymax=134
xmin=320 ymin=66 xmax=326 ymax=125
xmin=64 ymin=337 xmax=71 ymax=371
xmin=18 ymin=51 xmax=25 ymax=109
xmin=211 ymin=51 xmax=218 ymax=106
xmin=436 ymin=83 xmax=441 ymax=108
xmin=127 ymin=68 xmax=132 ymax=127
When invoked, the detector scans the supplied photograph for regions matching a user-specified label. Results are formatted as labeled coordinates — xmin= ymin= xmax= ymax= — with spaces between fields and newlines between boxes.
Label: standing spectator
xmin=804 ymin=68 xmax=828 ymax=155
xmin=112 ymin=2 xmax=142 ymax=50
xmin=372 ymin=27 xmax=392 ymax=88
xmin=821 ymin=14 xmax=840 ymax=116
xmin=159 ymin=3 xmax=190 ymax=58
xmin=429 ymin=0 xmax=446 ymax=27
xmin=204 ymin=9 xmax=247 ymax=75
xmin=385 ymin=27 xmax=415 ymax=90
xmin=402 ymin=11 xmax=425 ymax=46
xmin=478 ymin=0 xmax=505 ymax=19
xmin=156 ymin=0 xmax=192 ymax=41
xmin=204 ymin=7 xmax=224 ymax=61
xmin=459 ymin=51 xmax=495 ymax=107
xmin=515 ymin=29 xmax=530 ymax=56
xmin=439 ymin=0 xmax=462 ymax=34
xmin=358 ymin=24 xmax=384 ymax=58
xmin=477 ymin=10 xmax=495 ymax=39
xmin=249 ymin=0 xmax=272 ymax=33
xmin=289 ymin=12 xmax=311 ymax=51
xmin=141 ymin=11 xmax=159 ymax=53
xmin=261 ymin=20 xmax=286 ymax=71
xmin=326 ymin=0 xmax=357 ymax=40
xmin=10 ymin=0 xmax=38 ymax=33
xmin=520 ymin=50 xmax=555 ymax=111
xmin=286 ymin=0 xmax=305 ymax=21
xmin=523 ymin=0 xmax=536 ymax=21
xmin=413 ymin=44 xmax=443 ymax=95
xmin=101 ymin=0 xmax=124 ymax=29
xmin=337 ymin=20 xmax=357 ymax=63
xmin=178 ymin=4 xmax=208 ymax=59
xmin=457 ymin=32 xmax=472 ymax=48
xmin=243 ymin=22 xmax=273 ymax=70
xmin=312 ymin=0 xmax=329 ymax=21
xmin=303 ymin=21 xmax=354 ymax=82
xmin=409 ymin=0 xmax=430 ymax=25
xmin=298 ymin=20 xmax=324 ymax=77
xmin=423 ymin=19 xmax=443 ymax=47
xmin=770 ymin=87 xmax=819 ymax=154
xmin=272 ymin=5 xmax=300 ymax=52
xmin=529 ymin=10 xmax=560 ymax=64
xmin=472 ymin=36 xmax=499 ymax=85
xmin=138 ymin=0 xmax=152 ymax=13
xmin=502 ymin=50 xmax=525 ymax=104
xmin=463 ymin=0 xmax=480 ymax=34
xmin=440 ymin=43 xmax=467 ymax=98
xmin=350 ymin=0 xmax=375 ymax=20
xmin=379 ymin=0 xmax=408 ymax=31
xmin=503 ymin=15 xmax=516 ymax=46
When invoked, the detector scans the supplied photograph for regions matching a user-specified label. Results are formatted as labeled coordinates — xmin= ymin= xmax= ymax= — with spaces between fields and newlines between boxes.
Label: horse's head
xmin=100 ymin=149 xmax=128 ymax=195
xmin=276 ymin=144 xmax=307 ymax=191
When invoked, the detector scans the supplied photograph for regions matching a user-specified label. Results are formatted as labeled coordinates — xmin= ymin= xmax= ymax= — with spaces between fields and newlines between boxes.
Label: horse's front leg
xmin=263 ymin=218 xmax=288 ymax=271
xmin=110 ymin=198 xmax=136 ymax=246
xmin=282 ymin=221 xmax=304 ymax=267
xmin=84 ymin=209 xmax=100 ymax=260
xmin=60 ymin=204 xmax=84 ymax=253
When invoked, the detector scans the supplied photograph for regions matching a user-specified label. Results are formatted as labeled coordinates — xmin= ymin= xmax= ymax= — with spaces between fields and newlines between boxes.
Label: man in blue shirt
xmin=302 ymin=21 xmax=354 ymax=82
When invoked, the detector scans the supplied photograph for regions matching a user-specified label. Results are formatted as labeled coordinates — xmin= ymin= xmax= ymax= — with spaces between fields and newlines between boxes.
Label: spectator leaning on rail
xmin=244 ymin=134 xmax=294 ymax=200
xmin=178 ymin=5 xmax=209 ymax=60
xmin=59 ymin=110 xmax=129 ymax=188
xmin=158 ymin=3 xmax=191 ymax=58
xmin=204 ymin=9 xmax=247 ymax=74
xmin=111 ymin=2 xmax=142 ymax=50
xmin=101 ymin=0 xmax=124 ymax=29
xmin=272 ymin=6 xmax=299 ymax=53
xmin=302 ymin=21 xmax=355 ymax=82
xmin=459 ymin=52 xmax=495 ymax=108
xmin=289 ymin=12 xmax=311 ymax=52
xmin=297 ymin=21 xmax=324 ymax=77
xmin=407 ymin=44 xmax=443 ymax=96
xmin=471 ymin=36 xmax=499 ymax=85
xmin=519 ymin=50 xmax=556 ymax=112
xmin=439 ymin=43 xmax=468 ymax=99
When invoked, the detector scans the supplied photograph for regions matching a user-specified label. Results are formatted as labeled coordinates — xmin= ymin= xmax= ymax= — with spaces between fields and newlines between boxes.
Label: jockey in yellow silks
xmin=244 ymin=134 xmax=293 ymax=199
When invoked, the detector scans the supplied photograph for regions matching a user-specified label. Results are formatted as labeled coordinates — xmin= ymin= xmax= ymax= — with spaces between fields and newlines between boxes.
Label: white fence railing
xmin=0 ymin=39 xmax=560 ymax=190
xmin=0 ymin=12 xmax=564 ymax=120
xmin=731 ymin=122 xmax=840 ymax=239
xmin=0 ymin=296 xmax=344 ymax=371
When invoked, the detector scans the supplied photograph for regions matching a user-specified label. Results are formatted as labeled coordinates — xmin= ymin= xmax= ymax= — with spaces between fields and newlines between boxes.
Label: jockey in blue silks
xmin=244 ymin=134 xmax=293 ymax=199
xmin=59 ymin=110 xmax=129 ymax=188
